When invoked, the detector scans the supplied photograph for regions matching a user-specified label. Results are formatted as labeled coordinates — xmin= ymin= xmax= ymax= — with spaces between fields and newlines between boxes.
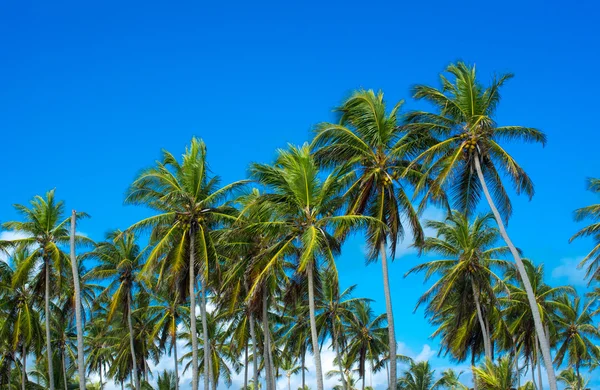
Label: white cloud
xmin=551 ymin=257 xmax=588 ymax=286
xmin=0 ymin=231 xmax=32 ymax=262
xmin=414 ymin=345 xmax=435 ymax=362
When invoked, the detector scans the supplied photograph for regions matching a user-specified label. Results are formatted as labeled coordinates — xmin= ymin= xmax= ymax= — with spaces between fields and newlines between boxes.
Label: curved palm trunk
xmin=473 ymin=153 xmax=557 ymax=390
xmin=70 ymin=211 xmax=86 ymax=390
xmin=471 ymin=281 xmax=492 ymax=360
xmin=379 ymin=241 xmax=396 ymax=390
xmin=536 ymin=339 xmax=543 ymax=390
xmin=62 ymin=348 xmax=68 ymax=390
xmin=127 ymin=292 xmax=140 ymax=390
xmin=249 ymin=313 xmax=258 ymax=390
xmin=333 ymin=326 xmax=347 ymax=390
xmin=21 ymin=345 xmax=26 ymax=390
xmin=190 ymin=231 xmax=200 ymax=390
xmin=200 ymin=281 xmax=212 ymax=390
xmin=307 ymin=265 xmax=324 ymax=390
xmin=44 ymin=258 xmax=55 ymax=390
xmin=173 ymin=330 xmax=179 ymax=390
xmin=262 ymin=289 xmax=274 ymax=390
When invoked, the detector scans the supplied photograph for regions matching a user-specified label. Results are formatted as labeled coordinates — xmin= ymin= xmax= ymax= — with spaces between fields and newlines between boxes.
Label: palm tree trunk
xmin=472 ymin=353 xmax=478 ymax=390
xmin=288 ymin=374 xmax=291 ymax=390
xmin=362 ymin=367 xmax=365 ymax=390
xmin=44 ymin=257 xmax=56 ymax=390
xmin=262 ymin=288 xmax=273 ymax=390
xmin=379 ymin=241 xmax=396 ymax=390
xmin=513 ymin=336 xmax=520 ymax=390
xmin=473 ymin=153 xmax=558 ymax=390
xmin=21 ymin=344 xmax=27 ymax=390
xmin=249 ymin=313 xmax=258 ymax=390
xmin=69 ymin=211 xmax=86 ymax=390
xmin=536 ymin=338 xmax=543 ymax=390
xmin=200 ymin=280 xmax=212 ymax=390
xmin=333 ymin=326 xmax=347 ymax=390
xmin=99 ymin=363 xmax=103 ymax=390
xmin=531 ymin=359 xmax=537 ymax=390
xmin=127 ymin=291 xmax=140 ymax=390
xmin=190 ymin=230 xmax=200 ymax=390
xmin=307 ymin=264 xmax=324 ymax=390
xmin=471 ymin=281 xmax=492 ymax=360
xmin=244 ymin=337 xmax=249 ymax=390
xmin=62 ymin=349 xmax=68 ymax=390
xmin=301 ymin=346 xmax=306 ymax=390
xmin=268 ymin=328 xmax=276 ymax=389
xmin=173 ymin=330 xmax=179 ymax=390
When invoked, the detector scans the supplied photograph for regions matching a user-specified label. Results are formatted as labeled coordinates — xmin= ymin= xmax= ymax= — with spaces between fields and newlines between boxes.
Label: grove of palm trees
xmin=1 ymin=61 xmax=599 ymax=390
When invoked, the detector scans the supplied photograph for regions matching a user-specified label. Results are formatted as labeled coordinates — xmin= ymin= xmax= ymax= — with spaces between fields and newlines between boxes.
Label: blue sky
xmin=1 ymin=1 xmax=599 ymax=388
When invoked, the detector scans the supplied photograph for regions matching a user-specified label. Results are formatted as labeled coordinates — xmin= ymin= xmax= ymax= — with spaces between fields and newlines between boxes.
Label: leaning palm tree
xmin=249 ymin=144 xmax=376 ymax=390
xmin=312 ymin=90 xmax=434 ymax=389
xmin=570 ymin=178 xmax=600 ymax=282
xmin=0 ymin=190 xmax=89 ymax=390
xmin=405 ymin=62 xmax=556 ymax=389
xmin=125 ymin=137 xmax=245 ymax=390
xmin=406 ymin=212 xmax=511 ymax=360
xmin=85 ymin=230 xmax=144 ymax=390
xmin=553 ymin=294 xmax=600 ymax=379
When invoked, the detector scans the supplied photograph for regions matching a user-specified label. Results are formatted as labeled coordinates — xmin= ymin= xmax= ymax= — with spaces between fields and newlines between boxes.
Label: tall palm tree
xmin=553 ymin=294 xmax=600 ymax=378
xmin=85 ymin=318 xmax=115 ymax=390
xmin=405 ymin=62 xmax=556 ymax=389
xmin=125 ymin=137 xmax=245 ymax=390
xmin=0 ymin=189 xmax=89 ymax=390
xmin=406 ymin=212 xmax=510 ymax=360
xmin=69 ymin=210 xmax=86 ymax=390
xmin=85 ymin=230 xmax=144 ymax=390
xmin=570 ymin=178 xmax=600 ymax=282
xmin=344 ymin=301 xmax=388 ymax=390
xmin=0 ymin=248 xmax=43 ymax=390
xmin=312 ymin=90 xmax=433 ymax=389
xmin=249 ymin=144 xmax=375 ymax=390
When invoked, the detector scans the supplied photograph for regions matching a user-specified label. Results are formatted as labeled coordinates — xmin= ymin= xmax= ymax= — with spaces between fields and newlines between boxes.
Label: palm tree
xmin=553 ymin=294 xmax=600 ymax=378
xmin=344 ymin=301 xmax=388 ymax=390
xmin=125 ymin=137 xmax=245 ymax=390
xmin=157 ymin=370 xmax=178 ymax=390
xmin=0 ymin=248 xmax=43 ymax=390
xmin=69 ymin=210 xmax=86 ymax=390
xmin=405 ymin=62 xmax=556 ymax=389
xmin=249 ymin=144 xmax=375 ymax=390
xmin=85 ymin=230 xmax=144 ymax=390
xmin=500 ymin=259 xmax=574 ymax=389
xmin=0 ymin=189 xmax=89 ymax=390
xmin=312 ymin=90 xmax=433 ymax=389
xmin=279 ymin=354 xmax=302 ymax=390
xmin=557 ymin=368 xmax=590 ymax=390
xmin=472 ymin=357 xmax=518 ymax=390
xmin=396 ymin=361 xmax=446 ymax=390
xmin=570 ymin=178 xmax=600 ymax=282
xmin=439 ymin=369 xmax=468 ymax=390
xmin=406 ymin=212 xmax=510 ymax=360
xmin=85 ymin=319 xmax=114 ymax=390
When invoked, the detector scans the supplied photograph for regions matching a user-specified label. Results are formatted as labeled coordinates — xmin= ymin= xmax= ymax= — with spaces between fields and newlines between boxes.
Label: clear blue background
xmin=1 ymin=0 xmax=599 ymax=386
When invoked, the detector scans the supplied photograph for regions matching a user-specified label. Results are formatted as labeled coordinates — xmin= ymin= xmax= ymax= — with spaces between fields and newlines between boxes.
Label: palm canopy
xmin=311 ymin=89 xmax=432 ymax=260
xmin=570 ymin=178 xmax=600 ymax=282
xmin=396 ymin=361 xmax=446 ymax=390
xmin=405 ymin=62 xmax=546 ymax=222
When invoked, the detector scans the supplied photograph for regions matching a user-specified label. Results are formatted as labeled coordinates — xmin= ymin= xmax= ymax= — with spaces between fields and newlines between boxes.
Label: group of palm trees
xmin=0 ymin=62 xmax=599 ymax=390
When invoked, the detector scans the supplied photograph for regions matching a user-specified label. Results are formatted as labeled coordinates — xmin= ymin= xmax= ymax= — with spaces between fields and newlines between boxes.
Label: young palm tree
xmin=472 ymin=356 xmax=518 ymax=390
xmin=557 ymin=368 xmax=590 ymax=390
xmin=157 ymin=370 xmax=178 ymax=390
xmin=396 ymin=361 xmax=446 ymax=390
xmin=0 ymin=190 xmax=89 ymax=390
xmin=312 ymin=90 xmax=433 ymax=389
xmin=439 ymin=369 xmax=468 ymax=390
xmin=249 ymin=144 xmax=376 ymax=390
xmin=279 ymin=354 xmax=302 ymax=390
xmin=125 ymin=137 xmax=245 ymax=390
xmin=553 ymin=294 xmax=600 ymax=378
xmin=85 ymin=230 xmax=145 ymax=390
xmin=405 ymin=62 xmax=556 ymax=389
xmin=406 ymin=212 xmax=511 ymax=360
xmin=570 ymin=178 xmax=600 ymax=282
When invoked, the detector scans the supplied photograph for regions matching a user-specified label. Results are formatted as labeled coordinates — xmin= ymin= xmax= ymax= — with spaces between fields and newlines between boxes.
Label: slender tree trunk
xmin=531 ymin=359 xmax=537 ymax=390
xmin=190 ymin=230 xmax=200 ymax=390
xmin=362 ymin=367 xmax=366 ymax=390
xmin=473 ymin=153 xmax=558 ymax=390
xmin=536 ymin=338 xmax=543 ymax=390
xmin=44 ymin=258 xmax=56 ymax=390
xmin=62 ymin=349 xmax=68 ymax=390
xmin=471 ymin=281 xmax=492 ymax=360
xmin=472 ymin=353 xmax=478 ymax=390
xmin=307 ymin=265 xmax=324 ymax=390
xmin=244 ymin=337 xmax=249 ymax=390
xmin=513 ymin=336 xmax=520 ymax=390
xmin=288 ymin=374 xmax=291 ymax=390
xmin=379 ymin=241 xmax=396 ymax=390
xmin=69 ymin=211 xmax=86 ymax=390
xmin=333 ymin=325 xmax=347 ymax=390
xmin=144 ymin=358 xmax=149 ymax=383
xmin=200 ymin=280 xmax=212 ymax=390
xmin=268 ymin=327 xmax=276 ymax=389
xmin=173 ymin=329 xmax=180 ymax=390
xmin=301 ymin=346 xmax=306 ymax=390
xmin=127 ymin=292 xmax=140 ymax=390
xmin=250 ymin=313 xmax=259 ymax=390
xmin=262 ymin=289 xmax=273 ymax=390
xmin=121 ymin=381 xmax=124 ymax=390
xmin=99 ymin=363 xmax=103 ymax=390
xmin=21 ymin=345 xmax=27 ymax=390
xmin=130 ymin=371 xmax=134 ymax=390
